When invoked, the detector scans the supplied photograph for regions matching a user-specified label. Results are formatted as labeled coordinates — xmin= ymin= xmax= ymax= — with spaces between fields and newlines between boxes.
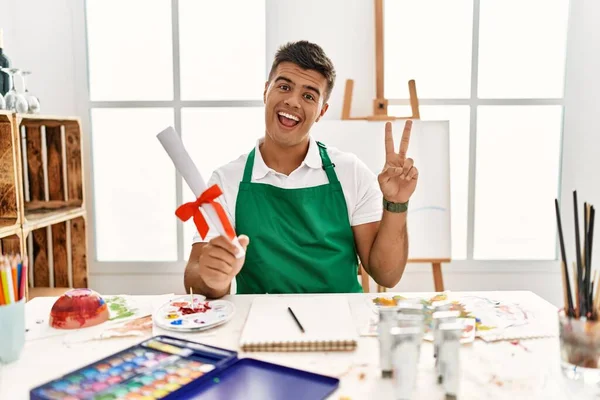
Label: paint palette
xmin=153 ymin=295 xmax=235 ymax=332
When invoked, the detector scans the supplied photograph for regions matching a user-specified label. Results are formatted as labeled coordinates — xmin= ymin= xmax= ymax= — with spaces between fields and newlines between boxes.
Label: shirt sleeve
xmin=351 ymin=156 xmax=383 ymax=226
xmin=191 ymin=171 xmax=234 ymax=244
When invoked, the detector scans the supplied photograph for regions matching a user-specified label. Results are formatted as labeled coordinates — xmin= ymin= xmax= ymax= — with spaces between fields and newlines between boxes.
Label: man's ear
xmin=263 ymin=81 xmax=269 ymax=104
xmin=315 ymin=103 xmax=329 ymax=123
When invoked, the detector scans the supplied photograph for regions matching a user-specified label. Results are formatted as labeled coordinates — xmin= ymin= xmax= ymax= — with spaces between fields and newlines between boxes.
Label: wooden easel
xmin=347 ymin=0 xmax=450 ymax=293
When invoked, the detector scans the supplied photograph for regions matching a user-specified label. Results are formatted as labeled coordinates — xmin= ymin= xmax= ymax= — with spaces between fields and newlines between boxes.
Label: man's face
xmin=263 ymin=62 xmax=329 ymax=148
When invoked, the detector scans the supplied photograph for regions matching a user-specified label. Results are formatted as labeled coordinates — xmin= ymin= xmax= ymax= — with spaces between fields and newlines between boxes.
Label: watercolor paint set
xmin=30 ymin=335 xmax=339 ymax=400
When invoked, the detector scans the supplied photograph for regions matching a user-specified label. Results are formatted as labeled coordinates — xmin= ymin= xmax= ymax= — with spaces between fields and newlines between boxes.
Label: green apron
xmin=234 ymin=141 xmax=363 ymax=294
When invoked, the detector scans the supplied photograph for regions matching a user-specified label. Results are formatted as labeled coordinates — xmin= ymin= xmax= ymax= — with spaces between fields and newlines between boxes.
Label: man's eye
xmin=280 ymin=84 xmax=290 ymax=90
xmin=304 ymin=94 xmax=314 ymax=101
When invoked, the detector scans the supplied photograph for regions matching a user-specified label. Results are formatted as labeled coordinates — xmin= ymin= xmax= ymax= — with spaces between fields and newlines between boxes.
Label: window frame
xmin=80 ymin=0 xmax=264 ymax=276
xmin=385 ymin=0 xmax=567 ymax=262
xmin=76 ymin=0 xmax=567 ymax=279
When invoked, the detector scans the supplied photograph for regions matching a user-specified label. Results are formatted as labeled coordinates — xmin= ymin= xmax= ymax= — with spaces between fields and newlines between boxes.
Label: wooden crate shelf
xmin=0 ymin=112 xmax=88 ymax=292
xmin=24 ymin=205 xmax=86 ymax=233
xmin=0 ymin=221 xmax=20 ymax=238
xmin=0 ymin=111 xmax=21 ymax=236
xmin=25 ymin=217 xmax=87 ymax=289
xmin=0 ymin=232 xmax=22 ymax=255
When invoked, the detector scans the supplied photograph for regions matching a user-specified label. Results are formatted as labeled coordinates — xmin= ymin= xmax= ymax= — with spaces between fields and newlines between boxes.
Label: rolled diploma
xmin=157 ymin=126 xmax=245 ymax=258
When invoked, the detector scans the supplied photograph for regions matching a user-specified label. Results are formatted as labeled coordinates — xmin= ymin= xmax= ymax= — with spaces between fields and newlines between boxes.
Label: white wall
xmin=1 ymin=0 xmax=579 ymax=307
xmin=560 ymin=0 xmax=600 ymax=265
xmin=0 ymin=0 xmax=84 ymax=117
xmin=266 ymin=0 xmax=375 ymax=120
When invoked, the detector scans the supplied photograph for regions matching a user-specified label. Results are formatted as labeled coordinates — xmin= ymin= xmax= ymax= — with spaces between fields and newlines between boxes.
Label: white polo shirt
xmin=192 ymin=136 xmax=383 ymax=244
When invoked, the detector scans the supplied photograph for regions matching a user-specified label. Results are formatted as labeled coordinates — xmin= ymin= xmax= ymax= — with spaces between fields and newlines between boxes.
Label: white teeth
xmin=278 ymin=112 xmax=300 ymax=122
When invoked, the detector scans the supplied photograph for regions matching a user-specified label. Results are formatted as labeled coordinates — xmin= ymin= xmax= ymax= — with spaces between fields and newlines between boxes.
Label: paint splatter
xmin=170 ymin=320 xmax=183 ymax=326
xmin=178 ymin=302 xmax=212 ymax=315
xmin=489 ymin=375 xmax=504 ymax=387
xmin=510 ymin=339 xmax=531 ymax=352
xmin=106 ymin=296 xmax=138 ymax=321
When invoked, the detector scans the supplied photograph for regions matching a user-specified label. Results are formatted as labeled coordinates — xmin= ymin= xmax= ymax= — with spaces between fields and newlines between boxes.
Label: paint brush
xmin=585 ymin=203 xmax=590 ymax=314
xmin=574 ymin=191 xmax=585 ymax=316
xmin=573 ymin=262 xmax=579 ymax=317
xmin=588 ymin=204 xmax=595 ymax=315
xmin=555 ymin=199 xmax=574 ymax=316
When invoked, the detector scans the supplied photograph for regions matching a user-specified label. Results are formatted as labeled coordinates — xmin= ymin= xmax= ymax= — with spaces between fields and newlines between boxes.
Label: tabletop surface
xmin=0 ymin=290 xmax=589 ymax=399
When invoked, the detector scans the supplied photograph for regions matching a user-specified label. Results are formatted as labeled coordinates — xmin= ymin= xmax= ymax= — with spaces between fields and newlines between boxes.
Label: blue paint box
xmin=30 ymin=335 xmax=339 ymax=400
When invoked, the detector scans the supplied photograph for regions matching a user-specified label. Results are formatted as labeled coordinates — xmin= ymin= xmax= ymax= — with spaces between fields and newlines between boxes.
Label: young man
xmin=184 ymin=40 xmax=418 ymax=298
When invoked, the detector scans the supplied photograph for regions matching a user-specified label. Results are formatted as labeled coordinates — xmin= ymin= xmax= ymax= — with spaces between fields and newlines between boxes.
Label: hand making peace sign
xmin=378 ymin=120 xmax=418 ymax=204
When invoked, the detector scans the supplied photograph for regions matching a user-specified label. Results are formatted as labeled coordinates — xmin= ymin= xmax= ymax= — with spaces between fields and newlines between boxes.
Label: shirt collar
xmin=252 ymin=137 xmax=322 ymax=180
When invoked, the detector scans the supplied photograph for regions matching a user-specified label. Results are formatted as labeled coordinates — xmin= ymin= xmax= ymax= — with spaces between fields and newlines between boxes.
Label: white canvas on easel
xmin=310 ymin=119 xmax=451 ymax=261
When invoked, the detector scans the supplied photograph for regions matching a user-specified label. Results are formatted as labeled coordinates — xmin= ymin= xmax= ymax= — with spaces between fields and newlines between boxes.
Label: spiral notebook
xmin=239 ymin=296 xmax=358 ymax=352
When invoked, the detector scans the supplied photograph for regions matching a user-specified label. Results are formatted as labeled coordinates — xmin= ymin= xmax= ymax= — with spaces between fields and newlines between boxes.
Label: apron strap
xmin=242 ymin=149 xmax=256 ymax=183
xmin=317 ymin=141 xmax=339 ymax=184
xmin=242 ymin=142 xmax=340 ymax=184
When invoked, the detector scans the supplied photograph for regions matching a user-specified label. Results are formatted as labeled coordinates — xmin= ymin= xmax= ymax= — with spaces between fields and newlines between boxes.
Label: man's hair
xmin=268 ymin=40 xmax=336 ymax=102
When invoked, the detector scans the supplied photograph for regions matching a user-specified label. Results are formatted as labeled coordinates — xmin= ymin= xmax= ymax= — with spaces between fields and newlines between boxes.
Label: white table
xmin=0 ymin=291 xmax=587 ymax=399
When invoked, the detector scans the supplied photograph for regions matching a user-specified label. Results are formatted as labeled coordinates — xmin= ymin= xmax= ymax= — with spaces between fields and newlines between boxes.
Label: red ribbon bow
xmin=175 ymin=184 xmax=235 ymax=240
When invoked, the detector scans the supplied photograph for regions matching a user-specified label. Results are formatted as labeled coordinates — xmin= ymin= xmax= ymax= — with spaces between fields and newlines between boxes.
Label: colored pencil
xmin=4 ymin=261 xmax=14 ymax=304
xmin=0 ymin=266 xmax=9 ymax=305
xmin=0 ymin=254 xmax=28 ymax=305
xmin=19 ymin=259 xmax=27 ymax=301
xmin=0 ymin=274 xmax=5 ymax=305
xmin=10 ymin=260 xmax=17 ymax=302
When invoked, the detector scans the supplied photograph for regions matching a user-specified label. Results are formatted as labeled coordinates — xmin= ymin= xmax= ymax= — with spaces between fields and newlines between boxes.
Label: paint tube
xmin=391 ymin=326 xmax=421 ymax=400
xmin=431 ymin=299 xmax=453 ymax=312
xmin=432 ymin=310 xmax=460 ymax=381
xmin=378 ymin=307 xmax=398 ymax=378
xmin=396 ymin=313 xmax=425 ymax=358
xmin=396 ymin=300 xmax=425 ymax=315
xmin=438 ymin=322 xmax=463 ymax=398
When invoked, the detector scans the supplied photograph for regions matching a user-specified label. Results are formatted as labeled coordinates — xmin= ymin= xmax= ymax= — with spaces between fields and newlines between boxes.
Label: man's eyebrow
xmin=275 ymin=76 xmax=294 ymax=84
xmin=275 ymin=76 xmax=321 ymax=97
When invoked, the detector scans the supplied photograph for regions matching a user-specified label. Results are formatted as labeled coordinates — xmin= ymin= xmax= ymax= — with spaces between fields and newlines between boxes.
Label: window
xmin=385 ymin=0 xmax=569 ymax=260
xmin=85 ymin=0 xmax=266 ymax=266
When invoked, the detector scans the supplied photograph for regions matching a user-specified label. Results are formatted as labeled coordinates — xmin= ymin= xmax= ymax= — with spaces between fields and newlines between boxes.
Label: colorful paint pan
xmin=31 ymin=345 xmax=216 ymax=400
